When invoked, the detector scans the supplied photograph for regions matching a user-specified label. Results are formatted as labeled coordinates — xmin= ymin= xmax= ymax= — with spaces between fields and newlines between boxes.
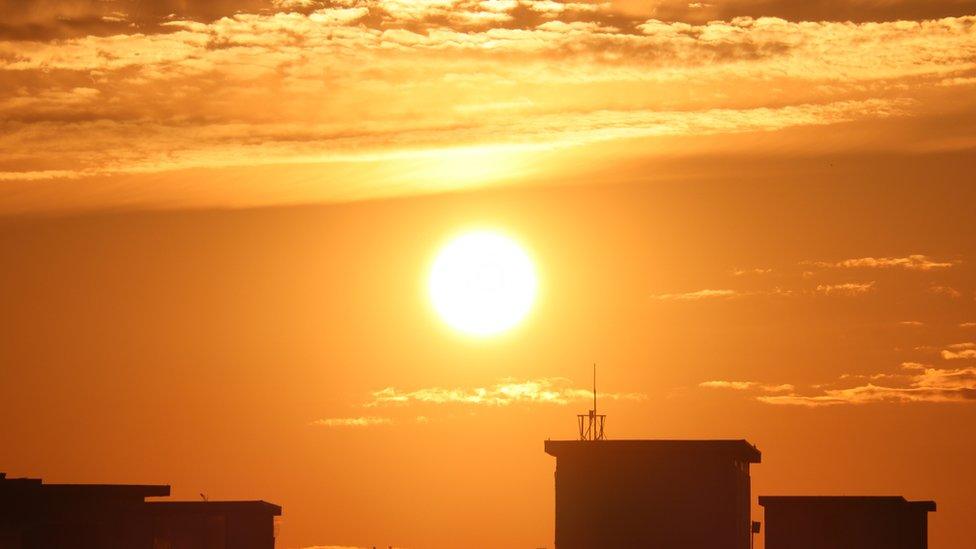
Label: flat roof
xmin=759 ymin=496 xmax=936 ymax=512
xmin=0 ymin=475 xmax=279 ymax=515
xmin=0 ymin=476 xmax=170 ymax=499
xmin=147 ymin=501 xmax=282 ymax=516
xmin=41 ymin=484 xmax=171 ymax=498
xmin=544 ymin=439 xmax=761 ymax=463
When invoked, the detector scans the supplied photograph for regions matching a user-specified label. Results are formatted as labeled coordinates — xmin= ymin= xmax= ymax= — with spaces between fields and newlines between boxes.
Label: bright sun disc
xmin=429 ymin=231 xmax=538 ymax=336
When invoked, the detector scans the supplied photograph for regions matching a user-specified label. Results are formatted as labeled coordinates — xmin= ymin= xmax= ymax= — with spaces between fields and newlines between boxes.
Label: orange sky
xmin=1 ymin=1 xmax=975 ymax=548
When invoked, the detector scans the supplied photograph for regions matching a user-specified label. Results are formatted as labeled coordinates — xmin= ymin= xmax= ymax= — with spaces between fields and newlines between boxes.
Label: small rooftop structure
xmin=545 ymin=439 xmax=761 ymax=549
xmin=759 ymin=495 xmax=936 ymax=549
xmin=0 ymin=473 xmax=281 ymax=549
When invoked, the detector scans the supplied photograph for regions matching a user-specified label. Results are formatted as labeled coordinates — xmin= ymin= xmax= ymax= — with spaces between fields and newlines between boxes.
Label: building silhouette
xmin=0 ymin=473 xmax=280 ymax=549
xmin=759 ymin=496 xmax=936 ymax=549
xmin=545 ymin=439 xmax=761 ymax=549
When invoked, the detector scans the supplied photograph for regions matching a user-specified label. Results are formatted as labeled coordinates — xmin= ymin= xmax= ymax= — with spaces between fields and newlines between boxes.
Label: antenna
xmin=593 ymin=363 xmax=597 ymax=416
xmin=577 ymin=363 xmax=606 ymax=441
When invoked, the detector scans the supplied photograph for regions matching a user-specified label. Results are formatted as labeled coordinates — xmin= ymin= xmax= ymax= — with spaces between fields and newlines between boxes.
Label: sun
xmin=429 ymin=230 xmax=538 ymax=336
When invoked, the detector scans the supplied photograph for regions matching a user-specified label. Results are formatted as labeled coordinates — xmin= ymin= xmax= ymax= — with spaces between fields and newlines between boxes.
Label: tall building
xmin=759 ymin=496 xmax=936 ymax=549
xmin=544 ymin=439 xmax=761 ymax=549
xmin=0 ymin=473 xmax=281 ymax=549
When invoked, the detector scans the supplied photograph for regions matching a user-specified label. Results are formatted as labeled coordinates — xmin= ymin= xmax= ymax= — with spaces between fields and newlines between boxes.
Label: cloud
xmin=366 ymin=378 xmax=645 ymax=407
xmin=757 ymin=381 xmax=976 ymax=406
xmin=298 ymin=546 xmax=408 ymax=549
xmin=731 ymin=268 xmax=772 ymax=276
xmin=942 ymin=342 xmax=976 ymax=360
xmin=899 ymin=320 xmax=925 ymax=326
xmin=606 ymin=0 xmax=976 ymax=24
xmin=838 ymin=372 xmax=909 ymax=381
xmin=805 ymin=255 xmax=957 ymax=271
xmin=700 ymin=380 xmax=795 ymax=393
xmin=307 ymin=378 xmax=644 ymax=429
xmin=2 ymin=4 xmax=976 ymax=211
xmin=712 ymin=362 xmax=976 ymax=407
xmin=961 ymin=322 xmax=976 ymax=328
xmin=815 ymin=281 xmax=875 ymax=296
xmin=652 ymin=283 xmax=885 ymax=301
xmin=309 ymin=416 xmax=393 ymax=427
xmin=650 ymin=289 xmax=739 ymax=301
xmin=297 ymin=546 xmax=402 ymax=549
xmin=928 ymin=285 xmax=962 ymax=298
xmin=0 ymin=98 xmax=914 ymax=182
xmin=2 ymin=0 xmax=971 ymax=42
xmin=273 ymin=0 xmax=323 ymax=10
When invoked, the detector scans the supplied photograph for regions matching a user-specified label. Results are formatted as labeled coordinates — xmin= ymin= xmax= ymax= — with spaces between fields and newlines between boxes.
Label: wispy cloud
xmin=815 ymin=281 xmax=875 ymax=296
xmin=650 ymin=289 xmax=739 ymax=301
xmin=757 ymin=380 xmax=976 ymax=406
xmin=731 ymin=268 xmax=772 ymax=276
xmin=899 ymin=320 xmax=925 ymax=327
xmin=961 ymin=322 xmax=976 ymax=328
xmin=366 ymin=378 xmax=645 ymax=407
xmin=942 ymin=342 xmax=976 ymax=360
xmin=296 ymin=546 xmax=365 ymax=549
xmin=297 ymin=546 xmax=404 ymax=549
xmin=804 ymin=255 xmax=957 ymax=271
xmin=700 ymin=380 xmax=795 ymax=393
xmin=928 ymin=285 xmax=962 ymax=298
xmin=839 ymin=372 xmax=908 ymax=382
xmin=309 ymin=417 xmax=393 ymax=428
xmin=652 ymin=283 xmax=882 ymax=301
xmin=706 ymin=362 xmax=976 ymax=407
xmin=309 ymin=378 xmax=645 ymax=428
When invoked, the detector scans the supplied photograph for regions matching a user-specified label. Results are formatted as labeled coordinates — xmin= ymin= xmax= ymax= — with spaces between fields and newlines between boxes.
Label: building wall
xmin=15 ymin=505 xmax=155 ymax=549
xmin=763 ymin=505 xmax=930 ymax=549
xmin=2 ymin=503 xmax=275 ymax=549
xmin=152 ymin=511 xmax=277 ymax=549
xmin=152 ymin=513 xmax=227 ymax=549
xmin=6 ymin=511 xmax=275 ymax=549
xmin=552 ymin=450 xmax=752 ymax=549
xmin=225 ymin=512 xmax=276 ymax=549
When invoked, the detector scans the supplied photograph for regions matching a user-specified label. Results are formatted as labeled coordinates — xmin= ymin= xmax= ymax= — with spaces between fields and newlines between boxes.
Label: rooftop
xmin=0 ymin=474 xmax=280 ymax=515
xmin=0 ymin=474 xmax=170 ymax=499
xmin=148 ymin=501 xmax=282 ymax=516
xmin=759 ymin=496 xmax=936 ymax=512
xmin=544 ymin=439 xmax=762 ymax=463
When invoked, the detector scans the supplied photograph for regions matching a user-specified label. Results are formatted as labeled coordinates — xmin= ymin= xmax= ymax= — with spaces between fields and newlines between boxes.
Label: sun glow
xmin=429 ymin=230 xmax=538 ymax=336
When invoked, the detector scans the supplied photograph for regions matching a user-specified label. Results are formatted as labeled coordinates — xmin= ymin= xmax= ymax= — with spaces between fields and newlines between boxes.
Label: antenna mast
xmin=577 ymin=363 xmax=606 ymax=441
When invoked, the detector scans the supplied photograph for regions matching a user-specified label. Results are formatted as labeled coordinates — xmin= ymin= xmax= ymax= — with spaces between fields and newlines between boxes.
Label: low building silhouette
xmin=759 ymin=496 xmax=936 ymax=549
xmin=0 ymin=472 xmax=280 ymax=549
xmin=545 ymin=439 xmax=761 ymax=549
